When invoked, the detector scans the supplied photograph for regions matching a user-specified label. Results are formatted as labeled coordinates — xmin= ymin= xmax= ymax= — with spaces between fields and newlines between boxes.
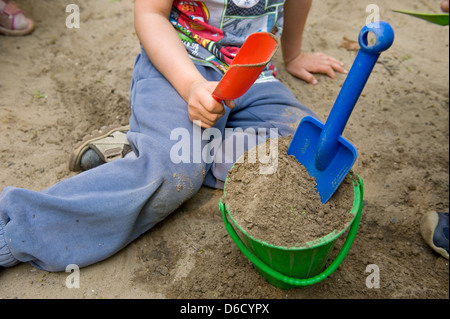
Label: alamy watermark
xmin=61 ymin=3 xmax=384 ymax=292
xmin=170 ymin=121 xmax=279 ymax=174
xmin=66 ymin=4 xmax=80 ymax=29
xmin=366 ymin=4 xmax=380 ymax=27
xmin=65 ymin=3 xmax=381 ymax=29
xmin=63 ymin=262 xmax=380 ymax=289
xmin=65 ymin=264 xmax=80 ymax=288
xmin=365 ymin=264 xmax=380 ymax=289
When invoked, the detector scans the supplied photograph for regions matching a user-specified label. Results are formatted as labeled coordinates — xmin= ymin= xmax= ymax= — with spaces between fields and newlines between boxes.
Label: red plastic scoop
xmin=212 ymin=32 xmax=279 ymax=102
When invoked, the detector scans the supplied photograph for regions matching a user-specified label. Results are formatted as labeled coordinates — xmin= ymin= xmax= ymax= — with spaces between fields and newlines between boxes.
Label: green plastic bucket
xmin=219 ymin=174 xmax=363 ymax=289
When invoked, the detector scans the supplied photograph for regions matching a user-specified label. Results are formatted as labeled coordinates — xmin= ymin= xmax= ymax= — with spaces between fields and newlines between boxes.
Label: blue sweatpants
xmin=0 ymin=48 xmax=316 ymax=271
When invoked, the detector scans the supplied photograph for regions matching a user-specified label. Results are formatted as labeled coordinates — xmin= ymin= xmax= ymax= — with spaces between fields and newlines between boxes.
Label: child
xmin=0 ymin=0 xmax=346 ymax=271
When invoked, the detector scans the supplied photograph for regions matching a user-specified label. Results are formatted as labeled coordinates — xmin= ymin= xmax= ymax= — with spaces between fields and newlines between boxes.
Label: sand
xmin=223 ymin=136 xmax=355 ymax=248
xmin=0 ymin=0 xmax=448 ymax=299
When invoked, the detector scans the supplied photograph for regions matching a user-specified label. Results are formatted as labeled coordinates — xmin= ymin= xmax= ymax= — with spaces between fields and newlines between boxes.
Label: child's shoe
xmin=69 ymin=125 xmax=131 ymax=172
xmin=420 ymin=211 xmax=449 ymax=260
xmin=0 ymin=0 xmax=34 ymax=36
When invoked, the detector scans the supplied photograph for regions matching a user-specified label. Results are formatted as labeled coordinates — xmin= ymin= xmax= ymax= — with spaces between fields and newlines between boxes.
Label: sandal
xmin=69 ymin=124 xmax=132 ymax=172
xmin=0 ymin=0 xmax=34 ymax=36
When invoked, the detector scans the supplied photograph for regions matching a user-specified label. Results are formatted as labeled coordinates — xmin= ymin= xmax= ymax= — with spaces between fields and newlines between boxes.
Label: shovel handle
xmin=315 ymin=21 xmax=394 ymax=171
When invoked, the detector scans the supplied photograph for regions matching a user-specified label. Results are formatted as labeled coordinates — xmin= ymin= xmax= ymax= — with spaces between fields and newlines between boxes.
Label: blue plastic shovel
xmin=287 ymin=21 xmax=395 ymax=204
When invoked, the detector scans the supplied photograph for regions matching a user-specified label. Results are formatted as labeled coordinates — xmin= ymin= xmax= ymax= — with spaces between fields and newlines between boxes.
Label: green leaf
xmin=393 ymin=10 xmax=449 ymax=26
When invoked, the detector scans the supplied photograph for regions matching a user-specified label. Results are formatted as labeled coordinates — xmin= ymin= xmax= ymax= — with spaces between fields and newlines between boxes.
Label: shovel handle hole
xmin=361 ymin=31 xmax=377 ymax=47
xmin=358 ymin=22 xmax=394 ymax=54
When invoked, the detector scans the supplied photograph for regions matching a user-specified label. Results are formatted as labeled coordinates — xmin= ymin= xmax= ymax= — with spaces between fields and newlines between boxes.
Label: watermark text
xmin=66 ymin=4 xmax=80 ymax=29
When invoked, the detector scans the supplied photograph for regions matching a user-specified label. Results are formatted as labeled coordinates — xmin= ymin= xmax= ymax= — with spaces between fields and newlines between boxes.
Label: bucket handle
xmin=220 ymin=197 xmax=362 ymax=287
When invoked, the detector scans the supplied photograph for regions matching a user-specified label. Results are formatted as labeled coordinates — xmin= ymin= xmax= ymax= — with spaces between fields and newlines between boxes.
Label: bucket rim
xmin=221 ymin=173 xmax=363 ymax=251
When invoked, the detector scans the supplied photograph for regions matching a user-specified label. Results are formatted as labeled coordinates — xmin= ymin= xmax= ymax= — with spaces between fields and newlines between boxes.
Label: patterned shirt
xmin=170 ymin=0 xmax=285 ymax=77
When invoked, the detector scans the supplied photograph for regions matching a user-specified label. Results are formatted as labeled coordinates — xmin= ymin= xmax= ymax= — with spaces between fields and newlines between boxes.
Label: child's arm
xmin=134 ymin=0 xmax=231 ymax=128
xmin=282 ymin=0 xmax=347 ymax=85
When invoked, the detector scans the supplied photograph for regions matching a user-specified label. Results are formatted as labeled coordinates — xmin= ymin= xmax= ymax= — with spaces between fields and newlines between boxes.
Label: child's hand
xmin=187 ymin=80 xmax=235 ymax=128
xmin=285 ymin=52 xmax=347 ymax=85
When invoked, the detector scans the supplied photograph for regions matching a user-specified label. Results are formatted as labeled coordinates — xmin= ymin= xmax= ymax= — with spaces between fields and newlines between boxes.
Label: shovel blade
xmin=287 ymin=116 xmax=358 ymax=204
xmin=213 ymin=64 xmax=266 ymax=100
xmin=213 ymin=32 xmax=279 ymax=101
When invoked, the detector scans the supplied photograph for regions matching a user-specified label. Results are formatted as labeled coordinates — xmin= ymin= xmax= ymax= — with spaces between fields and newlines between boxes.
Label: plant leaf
xmin=393 ymin=10 xmax=449 ymax=26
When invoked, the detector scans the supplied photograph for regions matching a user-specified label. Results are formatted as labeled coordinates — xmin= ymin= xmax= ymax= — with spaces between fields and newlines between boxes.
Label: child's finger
xmin=322 ymin=56 xmax=347 ymax=74
xmin=224 ymin=100 xmax=235 ymax=109
xmin=193 ymin=111 xmax=217 ymax=128
xmin=188 ymin=100 xmax=224 ymax=128
xmin=331 ymin=61 xmax=348 ymax=74
xmin=323 ymin=65 xmax=337 ymax=80
xmin=203 ymin=99 xmax=226 ymax=115
xmin=298 ymin=69 xmax=318 ymax=85
xmin=328 ymin=56 xmax=345 ymax=67
xmin=189 ymin=112 xmax=215 ymax=128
